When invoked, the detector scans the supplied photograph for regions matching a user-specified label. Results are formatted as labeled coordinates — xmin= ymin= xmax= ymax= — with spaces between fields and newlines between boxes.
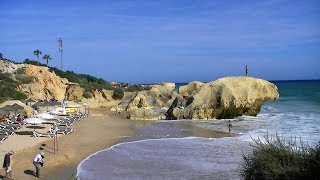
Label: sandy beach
xmin=0 ymin=108 xmax=135 ymax=179
xmin=0 ymin=108 xmax=234 ymax=180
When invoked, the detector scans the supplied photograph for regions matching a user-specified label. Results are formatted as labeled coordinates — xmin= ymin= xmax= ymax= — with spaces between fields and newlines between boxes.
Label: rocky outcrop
xmin=0 ymin=60 xmax=122 ymax=107
xmin=178 ymin=81 xmax=204 ymax=96
xmin=66 ymin=84 xmax=84 ymax=101
xmin=167 ymin=76 xmax=279 ymax=120
xmin=18 ymin=64 xmax=69 ymax=101
xmin=111 ymin=83 xmax=176 ymax=120
xmin=0 ymin=59 xmax=23 ymax=74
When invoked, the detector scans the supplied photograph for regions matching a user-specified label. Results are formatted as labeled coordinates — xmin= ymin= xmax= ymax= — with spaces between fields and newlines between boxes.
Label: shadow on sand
xmin=24 ymin=169 xmax=35 ymax=177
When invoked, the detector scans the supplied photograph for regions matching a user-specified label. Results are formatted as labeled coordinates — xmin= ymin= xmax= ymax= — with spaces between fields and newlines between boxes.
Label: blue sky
xmin=0 ymin=0 xmax=319 ymax=83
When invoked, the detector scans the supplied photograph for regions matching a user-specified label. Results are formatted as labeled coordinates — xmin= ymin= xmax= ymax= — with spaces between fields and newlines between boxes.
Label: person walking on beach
xmin=2 ymin=150 xmax=14 ymax=180
xmin=33 ymin=152 xmax=45 ymax=178
xmin=228 ymin=120 xmax=232 ymax=134
xmin=245 ymin=65 xmax=248 ymax=76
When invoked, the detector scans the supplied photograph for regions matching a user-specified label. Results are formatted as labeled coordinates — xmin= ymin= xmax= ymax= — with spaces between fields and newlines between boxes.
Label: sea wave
xmin=77 ymin=137 xmax=251 ymax=180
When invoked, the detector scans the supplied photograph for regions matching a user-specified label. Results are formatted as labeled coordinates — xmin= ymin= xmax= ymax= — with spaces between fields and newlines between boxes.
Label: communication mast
xmin=57 ymin=37 xmax=63 ymax=71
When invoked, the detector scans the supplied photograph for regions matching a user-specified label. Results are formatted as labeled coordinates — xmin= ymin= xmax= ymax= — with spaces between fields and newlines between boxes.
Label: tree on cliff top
xmin=33 ymin=49 xmax=42 ymax=66
xmin=42 ymin=54 xmax=52 ymax=67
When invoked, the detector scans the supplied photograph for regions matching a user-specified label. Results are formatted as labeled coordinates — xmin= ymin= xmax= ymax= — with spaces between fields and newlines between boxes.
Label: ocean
xmin=77 ymin=80 xmax=320 ymax=180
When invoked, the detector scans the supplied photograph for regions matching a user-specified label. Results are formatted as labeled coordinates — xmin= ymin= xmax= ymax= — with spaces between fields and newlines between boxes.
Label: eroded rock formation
xmin=167 ymin=76 xmax=279 ymax=119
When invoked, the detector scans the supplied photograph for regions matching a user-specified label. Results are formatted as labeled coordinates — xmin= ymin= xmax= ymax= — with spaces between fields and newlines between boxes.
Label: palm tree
xmin=42 ymin=54 xmax=52 ymax=67
xmin=33 ymin=49 xmax=42 ymax=66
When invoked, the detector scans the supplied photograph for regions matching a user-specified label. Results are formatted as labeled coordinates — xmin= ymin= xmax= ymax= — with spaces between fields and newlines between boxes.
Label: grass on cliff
xmin=0 ymin=73 xmax=27 ymax=101
xmin=240 ymin=134 xmax=320 ymax=180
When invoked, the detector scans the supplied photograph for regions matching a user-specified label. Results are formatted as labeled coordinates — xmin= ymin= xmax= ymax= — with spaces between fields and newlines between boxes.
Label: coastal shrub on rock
xmin=113 ymin=88 xmax=124 ymax=100
xmin=240 ymin=135 xmax=320 ymax=180
xmin=83 ymin=92 xmax=93 ymax=99
xmin=126 ymin=84 xmax=151 ymax=92
xmin=0 ymin=73 xmax=27 ymax=101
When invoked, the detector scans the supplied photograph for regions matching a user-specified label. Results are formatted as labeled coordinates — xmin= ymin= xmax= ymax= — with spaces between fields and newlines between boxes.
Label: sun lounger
xmin=0 ymin=134 xmax=8 ymax=143
xmin=33 ymin=131 xmax=54 ymax=138
xmin=50 ymin=126 xmax=74 ymax=135
xmin=1 ymin=128 xmax=15 ymax=136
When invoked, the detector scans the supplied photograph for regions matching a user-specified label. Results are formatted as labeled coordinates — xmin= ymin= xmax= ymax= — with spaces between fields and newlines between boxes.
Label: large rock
xmin=179 ymin=81 xmax=204 ymax=96
xmin=0 ymin=59 xmax=22 ymax=74
xmin=113 ymin=83 xmax=176 ymax=120
xmin=167 ymin=76 xmax=279 ymax=119
xmin=66 ymin=84 xmax=83 ymax=101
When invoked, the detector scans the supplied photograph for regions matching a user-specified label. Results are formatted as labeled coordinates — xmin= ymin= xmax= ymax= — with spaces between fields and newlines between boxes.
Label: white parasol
xmin=50 ymin=107 xmax=66 ymax=115
xmin=36 ymin=113 xmax=55 ymax=120
xmin=24 ymin=118 xmax=47 ymax=136
xmin=24 ymin=117 xmax=47 ymax=124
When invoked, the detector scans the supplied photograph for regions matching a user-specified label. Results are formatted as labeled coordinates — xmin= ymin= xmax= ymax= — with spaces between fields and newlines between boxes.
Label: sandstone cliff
xmin=0 ymin=59 xmax=121 ymax=107
xmin=167 ymin=76 xmax=279 ymax=119
xmin=18 ymin=64 xmax=69 ymax=101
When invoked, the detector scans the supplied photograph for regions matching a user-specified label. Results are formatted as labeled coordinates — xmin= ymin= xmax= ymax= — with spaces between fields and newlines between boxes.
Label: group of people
xmin=1 ymin=114 xmax=27 ymax=124
xmin=2 ymin=150 xmax=45 ymax=179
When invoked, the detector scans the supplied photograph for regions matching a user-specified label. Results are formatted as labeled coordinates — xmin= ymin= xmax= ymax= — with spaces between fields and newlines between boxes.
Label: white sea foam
xmin=77 ymin=137 xmax=251 ymax=180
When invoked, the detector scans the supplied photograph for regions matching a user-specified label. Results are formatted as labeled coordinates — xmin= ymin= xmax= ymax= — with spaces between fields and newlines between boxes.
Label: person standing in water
xmin=245 ymin=65 xmax=248 ymax=76
xmin=228 ymin=120 xmax=232 ymax=134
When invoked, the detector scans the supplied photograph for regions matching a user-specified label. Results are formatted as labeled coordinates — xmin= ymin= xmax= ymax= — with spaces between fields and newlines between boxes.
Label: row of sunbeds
xmin=0 ymin=121 xmax=24 ymax=143
xmin=33 ymin=113 xmax=87 ymax=138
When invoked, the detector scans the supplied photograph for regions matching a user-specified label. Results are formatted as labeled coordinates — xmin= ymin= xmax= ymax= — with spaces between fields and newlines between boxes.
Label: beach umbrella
xmin=10 ymin=103 xmax=24 ymax=109
xmin=24 ymin=117 xmax=47 ymax=133
xmin=10 ymin=104 xmax=24 ymax=115
xmin=0 ymin=109 xmax=6 ymax=115
xmin=25 ymin=99 xmax=36 ymax=103
xmin=50 ymin=101 xmax=61 ymax=106
xmin=25 ymin=98 xmax=36 ymax=106
xmin=0 ymin=105 xmax=15 ymax=116
xmin=24 ymin=117 xmax=47 ymax=124
xmin=36 ymin=113 xmax=55 ymax=120
xmin=0 ymin=105 xmax=14 ymax=112
xmin=32 ymin=102 xmax=44 ymax=110
xmin=50 ymin=107 xmax=66 ymax=115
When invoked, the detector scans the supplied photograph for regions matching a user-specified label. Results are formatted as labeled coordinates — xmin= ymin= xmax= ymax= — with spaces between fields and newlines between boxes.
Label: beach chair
xmin=5 ymin=123 xmax=22 ymax=130
xmin=0 ymin=132 xmax=9 ymax=143
xmin=33 ymin=131 xmax=54 ymax=138
xmin=1 ymin=127 xmax=15 ymax=136
xmin=50 ymin=126 xmax=74 ymax=135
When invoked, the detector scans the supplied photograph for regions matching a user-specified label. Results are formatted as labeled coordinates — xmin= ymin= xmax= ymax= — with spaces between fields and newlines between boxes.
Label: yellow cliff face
xmin=18 ymin=64 xmax=69 ymax=101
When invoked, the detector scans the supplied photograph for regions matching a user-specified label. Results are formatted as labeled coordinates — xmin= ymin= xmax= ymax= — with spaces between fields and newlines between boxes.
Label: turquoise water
xmin=78 ymin=80 xmax=320 ymax=179
xmin=271 ymin=80 xmax=320 ymax=112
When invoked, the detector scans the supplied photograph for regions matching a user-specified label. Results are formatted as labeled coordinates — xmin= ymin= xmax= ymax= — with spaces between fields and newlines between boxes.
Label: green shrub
xmin=23 ymin=59 xmax=46 ymax=67
xmin=112 ymin=88 xmax=124 ymax=100
xmin=16 ymin=74 xmax=34 ymax=84
xmin=126 ymin=84 xmax=152 ymax=92
xmin=126 ymin=85 xmax=144 ymax=92
xmin=83 ymin=92 xmax=93 ymax=99
xmin=240 ymin=134 xmax=320 ymax=180
xmin=14 ymin=91 xmax=27 ymax=100
xmin=0 ymin=73 xmax=28 ymax=101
